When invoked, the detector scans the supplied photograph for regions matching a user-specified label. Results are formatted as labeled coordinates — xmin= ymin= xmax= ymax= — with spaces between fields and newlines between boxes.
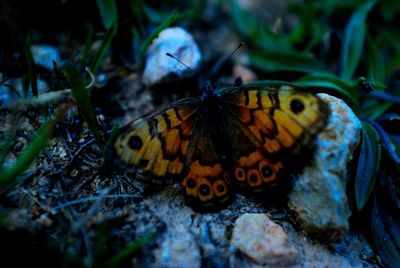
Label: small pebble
xmin=230 ymin=213 xmax=298 ymax=266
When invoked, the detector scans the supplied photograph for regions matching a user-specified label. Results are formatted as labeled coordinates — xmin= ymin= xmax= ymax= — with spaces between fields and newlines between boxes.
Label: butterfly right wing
xmin=222 ymin=85 xmax=329 ymax=191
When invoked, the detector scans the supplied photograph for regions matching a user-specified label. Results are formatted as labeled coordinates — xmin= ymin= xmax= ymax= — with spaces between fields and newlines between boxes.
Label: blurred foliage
xmin=96 ymin=0 xmax=118 ymax=30
xmin=0 ymin=117 xmax=56 ymax=188
xmin=22 ymin=36 xmax=38 ymax=97
xmin=63 ymin=66 xmax=102 ymax=147
xmin=228 ymin=0 xmax=400 ymax=266
xmin=89 ymin=23 xmax=117 ymax=74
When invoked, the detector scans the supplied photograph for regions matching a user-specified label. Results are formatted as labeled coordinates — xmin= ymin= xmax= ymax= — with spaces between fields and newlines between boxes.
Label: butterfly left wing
xmin=108 ymin=98 xmax=232 ymax=208
xmin=108 ymin=99 xmax=200 ymax=180
xmin=222 ymin=85 xmax=329 ymax=191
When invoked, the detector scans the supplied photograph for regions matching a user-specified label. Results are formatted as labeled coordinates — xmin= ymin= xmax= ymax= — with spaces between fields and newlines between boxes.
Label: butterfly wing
xmin=109 ymin=99 xmax=200 ymax=180
xmin=109 ymin=98 xmax=231 ymax=207
xmin=222 ymin=85 xmax=329 ymax=191
xmin=180 ymin=119 xmax=232 ymax=208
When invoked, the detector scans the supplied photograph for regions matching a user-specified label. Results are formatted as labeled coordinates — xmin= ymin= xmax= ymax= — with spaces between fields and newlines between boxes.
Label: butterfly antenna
xmin=210 ymin=42 xmax=244 ymax=78
xmin=166 ymin=52 xmax=194 ymax=73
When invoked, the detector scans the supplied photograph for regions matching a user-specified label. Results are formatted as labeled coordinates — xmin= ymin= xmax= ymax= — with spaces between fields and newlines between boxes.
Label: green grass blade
xmin=107 ymin=233 xmax=155 ymax=268
xmin=139 ymin=8 xmax=179 ymax=58
xmin=90 ymin=22 xmax=117 ymax=74
xmin=63 ymin=66 xmax=102 ymax=147
xmin=0 ymin=115 xmax=19 ymax=169
xmin=0 ymin=118 xmax=56 ymax=188
xmin=339 ymin=0 xmax=377 ymax=81
xmin=23 ymin=36 xmax=38 ymax=96
xmin=361 ymin=100 xmax=393 ymax=120
xmin=103 ymin=123 xmax=119 ymax=156
xmin=96 ymin=0 xmax=118 ymax=30
xmin=365 ymin=34 xmax=385 ymax=83
xmin=371 ymin=198 xmax=400 ymax=267
xmin=130 ymin=0 xmax=144 ymax=21
xmin=82 ymin=25 xmax=95 ymax=63
xmin=354 ymin=121 xmax=381 ymax=210
xmin=294 ymin=73 xmax=360 ymax=112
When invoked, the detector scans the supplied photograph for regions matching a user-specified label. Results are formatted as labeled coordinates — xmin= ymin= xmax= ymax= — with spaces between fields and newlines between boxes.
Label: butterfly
xmin=107 ymin=82 xmax=329 ymax=209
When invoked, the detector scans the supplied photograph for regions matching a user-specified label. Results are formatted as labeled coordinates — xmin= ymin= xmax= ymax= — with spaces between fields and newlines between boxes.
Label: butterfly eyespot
xmin=217 ymin=184 xmax=225 ymax=192
xmin=213 ymin=180 xmax=227 ymax=197
xmin=290 ymin=99 xmax=305 ymax=114
xmin=199 ymin=184 xmax=211 ymax=196
xmin=128 ymin=135 xmax=143 ymax=150
xmin=187 ymin=178 xmax=196 ymax=188
xmin=235 ymin=168 xmax=246 ymax=181
xmin=261 ymin=165 xmax=273 ymax=178
xmin=247 ymin=170 xmax=262 ymax=187
xmin=223 ymin=172 xmax=231 ymax=184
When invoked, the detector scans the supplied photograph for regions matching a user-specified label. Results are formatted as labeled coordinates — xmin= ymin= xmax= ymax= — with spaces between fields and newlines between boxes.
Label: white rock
xmin=230 ymin=213 xmax=298 ymax=266
xmin=288 ymin=93 xmax=362 ymax=240
xmin=31 ymin=45 xmax=62 ymax=69
xmin=142 ymin=27 xmax=202 ymax=86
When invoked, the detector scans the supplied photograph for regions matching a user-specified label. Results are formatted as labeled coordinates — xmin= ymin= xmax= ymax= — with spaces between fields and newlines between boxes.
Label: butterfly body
xmin=108 ymin=84 xmax=329 ymax=208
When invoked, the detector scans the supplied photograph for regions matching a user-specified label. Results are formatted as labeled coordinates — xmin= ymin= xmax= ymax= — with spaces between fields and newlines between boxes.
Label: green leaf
xmin=96 ymin=0 xmax=118 ymax=30
xmin=90 ymin=23 xmax=117 ymax=74
xmin=107 ymin=233 xmax=155 ymax=268
xmin=294 ymin=73 xmax=360 ymax=112
xmin=82 ymin=25 xmax=95 ymax=64
xmin=131 ymin=25 xmax=142 ymax=63
xmin=0 ymin=118 xmax=56 ymax=188
xmin=361 ymin=99 xmax=393 ymax=120
xmin=0 ymin=114 xmax=19 ymax=169
xmin=139 ymin=8 xmax=179 ymax=58
xmin=339 ymin=0 xmax=377 ymax=81
xmin=63 ymin=66 xmax=102 ymax=147
xmin=130 ymin=0 xmax=144 ymax=21
xmin=375 ymin=25 xmax=400 ymax=77
xmin=354 ymin=121 xmax=381 ymax=210
xmin=365 ymin=35 xmax=385 ymax=83
xmin=371 ymin=198 xmax=400 ymax=267
xmin=23 ymin=35 xmax=38 ymax=96
xmin=229 ymin=0 xmax=291 ymax=51
xmin=249 ymin=50 xmax=329 ymax=74
xmin=288 ymin=0 xmax=326 ymax=51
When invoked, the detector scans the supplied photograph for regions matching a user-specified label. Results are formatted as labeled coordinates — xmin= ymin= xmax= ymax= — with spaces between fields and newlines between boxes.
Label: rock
xmin=0 ymin=78 xmax=48 ymax=108
xmin=230 ymin=213 xmax=298 ymax=266
xmin=288 ymin=93 xmax=362 ymax=241
xmin=142 ymin=27 xmax=202 ymax=86
xmin=153 ymin=223 xmax=201 ymax=268
xmin=31 ymin=45 xmax=62 ymax=69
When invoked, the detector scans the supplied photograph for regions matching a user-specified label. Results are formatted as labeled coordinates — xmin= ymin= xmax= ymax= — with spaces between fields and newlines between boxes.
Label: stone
xmin=230 ymin=213 xmax=298 ymax=266
xmin=142 ymin=27 xmax=202 ymax=86
xmin=31 ymin=45 xmax=62 ymax=69
xmin=288 ymin=93 xmax=362 ymax=241
xmin=0 ymin=78 xmax=48 ymax=108
xmin=153 ymin=223 xmax=201 ymax=268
